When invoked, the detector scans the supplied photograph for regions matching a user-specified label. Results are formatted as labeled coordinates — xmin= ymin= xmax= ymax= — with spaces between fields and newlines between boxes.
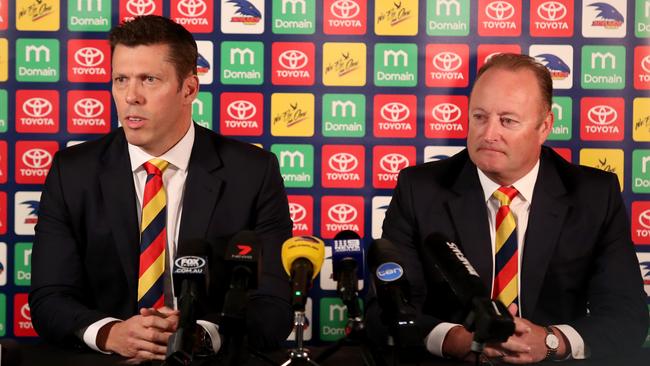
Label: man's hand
xmin=441 ymin=304 xmax=568 ymax=364
xmin=483 ymin=304 xmax=568 ymax=364
xmin=97 ymin=307 xmax=180 ymax=364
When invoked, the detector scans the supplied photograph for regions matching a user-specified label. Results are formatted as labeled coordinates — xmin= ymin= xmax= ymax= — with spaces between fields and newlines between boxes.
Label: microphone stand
xmin=314 ymin=297 xmax=383 ymax=366
xmin=281 ymin=310 xmax=319 ymax=366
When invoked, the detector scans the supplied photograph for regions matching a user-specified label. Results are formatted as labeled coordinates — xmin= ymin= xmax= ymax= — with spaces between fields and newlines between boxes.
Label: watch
xmin=544 ymin=326 xmax=559 ymax=360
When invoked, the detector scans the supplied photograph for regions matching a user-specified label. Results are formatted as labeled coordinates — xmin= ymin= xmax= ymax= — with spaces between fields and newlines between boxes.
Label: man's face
xmin=111 ymin=43 xmax=198 ymax=156
xmin=467 ymin=67 xmax=553 ymax=186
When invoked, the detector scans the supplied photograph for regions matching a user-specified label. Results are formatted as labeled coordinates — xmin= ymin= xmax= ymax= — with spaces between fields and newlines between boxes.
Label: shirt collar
xmin=477 ymin=160 xmax=540 ymax=204
xmin=128 ymin=122 xmax=195 ymax=173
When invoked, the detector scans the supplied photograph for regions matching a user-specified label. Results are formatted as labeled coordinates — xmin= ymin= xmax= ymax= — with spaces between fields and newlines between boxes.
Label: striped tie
xmin=138 ymin=158 xmax=169 ymax=309
xmin=492 ymin=186 xmax=519 ymax=310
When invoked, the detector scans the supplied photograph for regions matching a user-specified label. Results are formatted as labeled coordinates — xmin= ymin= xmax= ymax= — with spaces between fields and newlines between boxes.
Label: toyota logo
xmin=279 ymin=50 xmax=309 ymax=70
xmin=23 ymin=148 xmax=53 ymax=169
xmin=227 ymin=100 xmax=256 ymax=120
xmin=74 ymin=47 xmax=104 ymax=67
xmin=74 ymin=98 xmax=104 ymax=118
xmin=537 ymin=1 xmax=567 ymax=21
xmin=289 ymin=203 xmax=307 ymax=223
xmin=640 ymin=209 xmax=650 ymax=229
xmin=328 ymin=204 xmax=357 ymax=224
xmin=380 ymin=154 xmax=409 ymax=173
xmin=587 ymin=105 xmax=617 ymax=125
xmin=21 ymin=303 xmax=31 ymax=321
xmin=331 ymin=0 xmax=360 ymax=19
xmin=126 ymin=0 xmax=156 ymax=16
xmin=485 ymin=1 xmax=515 ymax=21
xmin=432 ymin=103 xmax=462 ymax=123
xmin=23 ymin=98 xmax=53 ymax=118
xmin=329 ymin=152 xmax=358 ymax=173
xmin=380 ymin=102 xmax=410 ymax=122
xmin=432 ymin=52 xmax=462 ymax=72
xmin=177 ymin=0 xmax=207 ymax=17
xmin=642 ymin=55 xmax=650 ymax=73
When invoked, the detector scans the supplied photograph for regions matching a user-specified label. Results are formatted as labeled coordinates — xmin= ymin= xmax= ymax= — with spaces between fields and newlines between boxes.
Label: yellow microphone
xmin=281 ymin=236 xmax=325 ymax=311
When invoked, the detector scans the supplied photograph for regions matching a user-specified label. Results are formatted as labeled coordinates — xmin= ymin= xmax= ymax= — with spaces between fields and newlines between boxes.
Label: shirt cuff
xmin=554 ymin=324 xmax=589 ymax=360
xmin=425 ymin=322 xmax=461 ymax=357
xmin=196 ymin=320 xmax=221 ymax=353
xmin=82 ymin=317 xmax=122 ymax=354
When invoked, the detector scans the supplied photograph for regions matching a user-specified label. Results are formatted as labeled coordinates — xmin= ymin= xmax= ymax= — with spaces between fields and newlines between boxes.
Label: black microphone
xmin=331 ymin=230 xmax=364 ymax=319
xmin=166 ymin=239 xmax=210 ymax=365
xmin=220 ymin=231 xmax=260 ymax=333
xmin=367 ymin=238 xmax=420 ymax=348
xmin=422 ymin=232 xmax=514 ymax=351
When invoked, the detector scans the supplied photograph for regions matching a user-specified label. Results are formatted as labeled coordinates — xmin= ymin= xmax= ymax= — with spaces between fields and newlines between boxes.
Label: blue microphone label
xmin=376 ymin=262 xmax=403 ymax=282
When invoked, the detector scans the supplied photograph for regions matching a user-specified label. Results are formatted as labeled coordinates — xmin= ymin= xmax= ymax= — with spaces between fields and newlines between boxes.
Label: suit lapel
xmin=99 ymin=131 xmax=140 ymax=303
xmin=520 ymin=151 xmax=569 ymax=316
xmin=447 ymin=157 xmax=494 ymax=294
xmin=178 ymin=126 xmax=224 ymax=244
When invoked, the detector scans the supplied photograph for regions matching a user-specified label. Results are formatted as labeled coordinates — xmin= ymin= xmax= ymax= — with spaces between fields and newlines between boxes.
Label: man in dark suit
xmin=29 ymin=16 xmax=293 ymax=363
xmin=373 ymin=54 xmax=648 ymax=363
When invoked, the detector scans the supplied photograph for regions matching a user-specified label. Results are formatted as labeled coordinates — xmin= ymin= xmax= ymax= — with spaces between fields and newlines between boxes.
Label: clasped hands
xmin=443 ymin=304 xmax=566 ymax=364
xmin=97 ymin=306 xmax=180 ymax=364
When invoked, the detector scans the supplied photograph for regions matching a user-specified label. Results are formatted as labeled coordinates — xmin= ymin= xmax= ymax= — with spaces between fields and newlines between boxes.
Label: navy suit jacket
xmin=369 ymin=147 xmax=648 ymax=358
xmin=29 ymin=125 xmax=294 ymax=350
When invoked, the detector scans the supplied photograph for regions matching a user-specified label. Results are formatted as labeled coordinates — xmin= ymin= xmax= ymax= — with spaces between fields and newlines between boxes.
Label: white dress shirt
xmin=82 ymin=123 xmax=220 ymax=353
xmin=425 ymin=161 xmax=587 ymax=359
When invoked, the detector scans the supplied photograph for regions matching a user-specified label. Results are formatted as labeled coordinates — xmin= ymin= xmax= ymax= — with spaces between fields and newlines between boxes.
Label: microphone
xmin=221 ymin=231 xmax=260 ymax=330
xmin=331 ymin=230 xmax=364 ymax=319
xmin=422 ymin=232 xmax=514 ymax=351
xmin=367 ymin=238 xmax=420 ymax=348
xmin=281 ymin=236 xmax=325 ymax=311
xmin=166 ymin=239 xmax=210 ymax=365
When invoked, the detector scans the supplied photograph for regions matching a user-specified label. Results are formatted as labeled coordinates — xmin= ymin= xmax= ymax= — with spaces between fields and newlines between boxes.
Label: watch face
xmin=546 ymin=334 xmax=560 ymax=349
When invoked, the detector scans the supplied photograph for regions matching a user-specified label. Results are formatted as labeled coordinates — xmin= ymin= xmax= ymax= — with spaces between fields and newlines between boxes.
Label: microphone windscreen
xmin=176 ymin=238 xmax=211 ymax=257
xmin=225 ymin=230 xmax=260 ymax=289
xmin=173 ymin=238 xmax=211 ymax=295
xmin=281 ymin=236 xmax=325 ymax=279
xmin=423 ymin=232 xmax=487 ymax=305
xmin=332 ymin=230 xmax=364 ymax=280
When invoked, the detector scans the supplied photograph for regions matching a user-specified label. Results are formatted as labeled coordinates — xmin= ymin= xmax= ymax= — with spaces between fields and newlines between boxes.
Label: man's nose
xmin=125 ymin=82 xmax=143 ymax=105
xmin=482 ymin=116 xmax=501 ymax=142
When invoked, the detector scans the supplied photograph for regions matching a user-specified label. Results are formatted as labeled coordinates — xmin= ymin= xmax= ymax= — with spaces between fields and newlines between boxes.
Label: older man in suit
xmin=29 ymin=16 xmax=293 ymax=363
xmin=373 ymin=53 xmax=648 ymax=363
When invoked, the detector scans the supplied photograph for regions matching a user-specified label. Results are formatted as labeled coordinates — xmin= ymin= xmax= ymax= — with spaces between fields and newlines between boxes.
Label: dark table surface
xmin=2 ymin=341 xmax=649 ymax=366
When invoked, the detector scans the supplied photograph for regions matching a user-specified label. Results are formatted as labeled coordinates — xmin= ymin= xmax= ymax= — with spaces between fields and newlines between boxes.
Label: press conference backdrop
xmin=0 ymin=0 xmax=648 ymax=347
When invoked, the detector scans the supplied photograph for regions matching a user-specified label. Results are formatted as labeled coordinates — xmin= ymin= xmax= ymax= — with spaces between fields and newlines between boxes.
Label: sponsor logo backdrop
xmin=0 ymin=0 xmax=648 ymax=345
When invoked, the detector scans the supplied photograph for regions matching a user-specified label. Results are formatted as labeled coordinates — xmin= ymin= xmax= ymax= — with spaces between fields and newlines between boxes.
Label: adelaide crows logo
xmin=197 ymin=53 xmax=210 ymax=75
xmin=228 ymin=0 xmax=262 ymax=25
xmin=588 ymin=2 xmax=624 ymax=29
xmin=536 ymin=54 xmax=570 ymax=80
xmin=21 ymin=200 xmax=39 ymax=224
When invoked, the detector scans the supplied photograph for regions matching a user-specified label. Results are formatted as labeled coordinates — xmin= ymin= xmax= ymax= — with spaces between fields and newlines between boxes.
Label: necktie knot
xmin=493 ymin=186 xmax=518 ymax=207
xmin=143 ymin=158 xmax=169 ymax=176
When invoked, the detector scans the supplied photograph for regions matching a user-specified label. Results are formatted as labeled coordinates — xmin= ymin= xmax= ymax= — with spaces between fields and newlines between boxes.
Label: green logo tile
xmin=14 ymin=243 xmax=32 ymax=286
xmin=426 ymin=0 xmax=470 ymax=36
xmin=322 ymin=94 xmax=365 ymax=137
xmin=271 ymin=144 xmax=314 ymax=188
xmin=68 ymin=0 xmax=111 ymax=32
xmin=272 ymin=0 xmax=315 ymax=34
xmin=581 ymin=45 xmax=625 ymax=90
xmin=374 ymin=43 xmax=418 ymax=87
xmin=548 ymin=96 xmax=572 ymax=141
xmin=193 ymin=92 xmax=213 ymax=130
xmin=220 ymin=41 xmax=264 ymax=85
xmin=16 ymin=38 xmax=60 ymax=82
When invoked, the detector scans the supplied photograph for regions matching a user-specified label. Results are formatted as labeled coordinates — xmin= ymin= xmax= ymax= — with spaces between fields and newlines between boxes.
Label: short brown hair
xmin=474 ymin=53 xmax=553 ymax=113
xmin=109 ymin=15 xmax=197 ymax=86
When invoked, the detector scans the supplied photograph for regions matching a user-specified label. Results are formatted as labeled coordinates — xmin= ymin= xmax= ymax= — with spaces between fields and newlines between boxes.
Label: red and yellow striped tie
xmin=492 ymin=186 xmax=519 ymax=309
xmin=138 ymin=158 xmax=169 ymax=309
